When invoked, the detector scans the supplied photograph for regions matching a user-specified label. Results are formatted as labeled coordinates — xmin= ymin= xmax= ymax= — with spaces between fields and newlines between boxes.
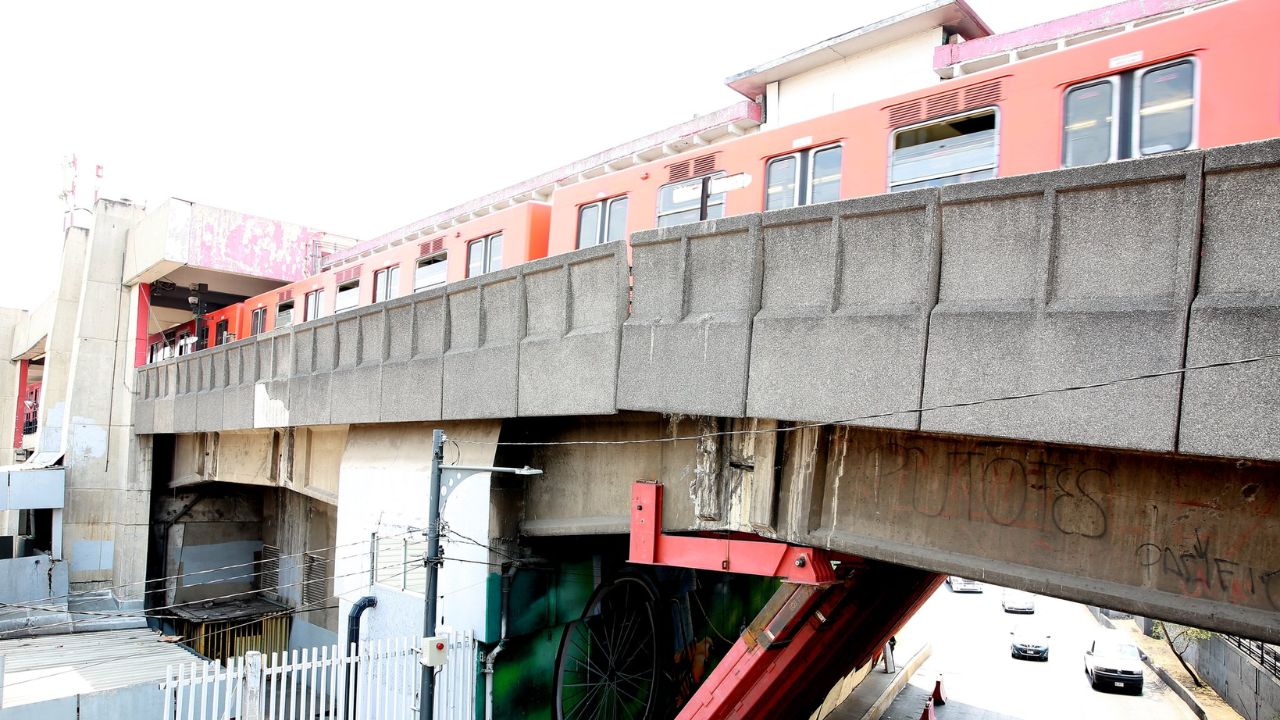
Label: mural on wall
xmin=179 ymin=204 xmax=331 ymax=283
xmin=487 ymin=539 xmax=777 ymax=720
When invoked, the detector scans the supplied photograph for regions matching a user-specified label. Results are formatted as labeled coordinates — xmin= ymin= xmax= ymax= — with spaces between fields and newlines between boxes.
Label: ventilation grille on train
xmin=335 ymin=265 xmax=362 ymax=284
xmin=885 ymin=78 xmax=1005 ymax=127
xmin=667 ymin=153 xmax=718 ymax=183
xmin=276 ymin=288 xmax=293 ymax=304
xmin=418 ymin=237 xmax=445 ymax=257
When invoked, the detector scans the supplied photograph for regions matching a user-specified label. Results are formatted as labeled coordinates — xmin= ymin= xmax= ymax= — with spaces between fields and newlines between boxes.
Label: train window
xmin=657 ymin=173 xmax=725 ymax=228
xmin=276 ymin=300 xmax=294 ymax=327
xmin=766 ymin=155 xmax=799 ymax=210
xmin=890 ymin=109 xmax=998 ymax=192
xmin=250 ymin=308 xmax=267 ymax=336
xmin=577 ymin=196 xmax=629 ymax=248
xmin=215 ymin=319 xmax=229 ymax=344
xmin=1063 ymin=80 xmax=1117 ymax=167
xmin=303 ymin=289 xmax=324 ymax=321
xmin=335 ymin=280 xmax=360 ymax=312
xmin=415 ymin=254 xmax=447 ymax=290
xmin=373 ymin=265 xmax=400 ymax=303
xmin=467 ymin=233 xmax=503 ymax=278
xmin=765 ymin=144 xmax=842 ymax=210
xmin=1137 ymin=60 xmax=1195 ymax=156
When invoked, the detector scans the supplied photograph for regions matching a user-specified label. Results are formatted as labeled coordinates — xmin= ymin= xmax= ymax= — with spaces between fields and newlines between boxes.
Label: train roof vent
xmin=276 ymin=289 xmax=293 ymax=304
xmin=887 ymin=100 xmax=923 ymax=128
xmin=419 ymin=237 xmax=445 ymax=257
xmin=668 ymin=161 xmax=691 ymax=182
xmin=963 ymin=79 xmax=1004 ymax=109
xmin=335 ymin=264 xmax=362 ymax=285
xmin=926 ymin=91 xmax=960 ymax=118
xmin=692 ymin=153 xmax=718 ymax=176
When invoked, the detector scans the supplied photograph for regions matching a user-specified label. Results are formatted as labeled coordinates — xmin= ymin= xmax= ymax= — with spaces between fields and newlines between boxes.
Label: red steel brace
xmin=628 ymin=481 xmax=836 ymax=585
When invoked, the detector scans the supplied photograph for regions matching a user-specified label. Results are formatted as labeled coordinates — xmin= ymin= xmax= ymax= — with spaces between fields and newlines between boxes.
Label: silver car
xmin=1010 ymin=624 xmax=1051 ymax=661
xmin=947 ymin=576 xmax=983 ymax=593
xmin=1001 ymin=589 xmax=1036 ymax=613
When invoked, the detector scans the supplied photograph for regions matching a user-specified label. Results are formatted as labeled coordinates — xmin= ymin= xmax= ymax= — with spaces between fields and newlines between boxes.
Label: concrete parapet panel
xmin=287 ymin=372 xmax=331 ymax=427
xmin=240 ymin=343 xmax=258 ymax=385
xmin=924 ymin=153 xmax=1203 ymax=451
xmin=1182 ymin=139 xmax=1280 ymax=460
xmin=152 ymin=395 xmax=175 ymax=434
xmin=413 ymin=292 xmax=447 ymax=358
xmin=221 ymin=384 xmax=255 ymax=431
xmin=379 ymin=359 xmax=443 ymax=422
xmin=519 ymin=244 xmax=626 ymax=416
xmin=255 ymin=336 xmax=274 ymax=382
xmin=133 ymin=397 xmax=154 ymax=434
xmin=747 ymin=192 xmax=940 ymax=426
xmin=386 ymin=298 xmax=414 ymax=362
xmin=336 ymin=315 xmax=360 ymax=368
xmin=272 ymin=332 xmax=293 ymax=378
xmin=173 ymin=394 xmax=196 ymax=433
xmin=620 ymin=216 xmax=762 ymax=417
xmin=359 ymin=310 xmax=385 ymax=366
xmin=442 ymin=269 xmax=523 ymax=419
xmin=252 ymin=380 xmax=290 ymax=428
xmin=314 ymin=320 xmax=338 ymax=372
xmin=330 ymin=367 xmax=382 ymax=424
xmin=195 ymin=388 xmax=223 ymax=432
xmin=293 ymin=327 xmax=315 ymax=375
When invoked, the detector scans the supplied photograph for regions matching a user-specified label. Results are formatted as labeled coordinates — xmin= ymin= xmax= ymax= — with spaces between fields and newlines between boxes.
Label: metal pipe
xmin=483 ymin=563 xmax=517 ymax=720
xmin=346 ymin=595 xmax=377 ymax=720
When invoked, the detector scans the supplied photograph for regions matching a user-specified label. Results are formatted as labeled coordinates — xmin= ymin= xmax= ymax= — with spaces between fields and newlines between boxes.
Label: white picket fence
xmin=161 ymin=630 xmax=477 ymax=720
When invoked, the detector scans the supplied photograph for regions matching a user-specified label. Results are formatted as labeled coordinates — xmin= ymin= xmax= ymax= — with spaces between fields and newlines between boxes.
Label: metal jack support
xmin=627 ymin=481 xmax=837 ymax=584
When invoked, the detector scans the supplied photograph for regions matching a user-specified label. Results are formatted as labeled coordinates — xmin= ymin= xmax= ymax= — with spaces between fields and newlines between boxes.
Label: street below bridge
xmin=881 ymin=584 xmax=1198 ymax=720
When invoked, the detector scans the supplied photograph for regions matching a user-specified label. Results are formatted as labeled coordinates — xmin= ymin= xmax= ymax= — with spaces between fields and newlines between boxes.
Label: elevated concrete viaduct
xmin=134 ymin=140 xmax=1280 ymax=643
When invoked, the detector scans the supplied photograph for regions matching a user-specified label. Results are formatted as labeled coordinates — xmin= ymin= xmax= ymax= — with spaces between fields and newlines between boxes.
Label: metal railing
xmin=1223 ymin=635 xmax=1280 ymax=679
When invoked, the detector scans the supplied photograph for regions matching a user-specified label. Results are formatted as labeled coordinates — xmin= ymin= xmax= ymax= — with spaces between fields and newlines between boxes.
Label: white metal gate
xmin=161 ymin=630 xmax=477 ymax=720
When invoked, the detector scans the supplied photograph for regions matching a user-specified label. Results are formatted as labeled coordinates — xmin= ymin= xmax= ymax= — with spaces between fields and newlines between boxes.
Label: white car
xmin=947 ymin=576 xmax=983 ymax=593
xmin=1001 ymin=589 xmax=1036 ymax=613
xmin=1084 ymin=637 xmax=1145 ymax=694
xmin=1010 ymin=624 xmax=1051 ymax=661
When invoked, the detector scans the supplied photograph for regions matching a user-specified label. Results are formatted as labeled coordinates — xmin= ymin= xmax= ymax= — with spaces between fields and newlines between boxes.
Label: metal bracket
xmin=627 ymin=482 xmax=836 ymax=585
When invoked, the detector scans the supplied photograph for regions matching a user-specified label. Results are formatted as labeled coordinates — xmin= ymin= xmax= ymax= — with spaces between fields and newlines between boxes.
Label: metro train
xmin=147 ymin=0 xmax=1280 ymax=362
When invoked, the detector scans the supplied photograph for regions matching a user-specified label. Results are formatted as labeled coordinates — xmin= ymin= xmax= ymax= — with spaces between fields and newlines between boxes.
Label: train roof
xmin=724 ymin=0 xmax=992 ymax=101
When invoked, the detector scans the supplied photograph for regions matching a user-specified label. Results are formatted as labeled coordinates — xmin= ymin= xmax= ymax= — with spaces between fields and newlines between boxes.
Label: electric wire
xmin=446 ymin=352 xmax=1280 ymax=447
xmin=13 ymin=528 xmax=421 ymax=607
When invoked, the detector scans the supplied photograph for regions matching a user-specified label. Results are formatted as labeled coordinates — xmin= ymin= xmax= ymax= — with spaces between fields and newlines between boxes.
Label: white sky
xmin=0 ymin=0 xmax=1113 ymax=311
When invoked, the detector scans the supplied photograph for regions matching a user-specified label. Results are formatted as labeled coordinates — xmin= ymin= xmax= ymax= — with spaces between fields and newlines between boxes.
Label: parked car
xmin=1010 ymin=624 xmax=1051 ymax=661
xmin=1084 ymin=636 xmax=1146 ymax=694
xmin=946 ymin=576 xmax=983 ymax=593
xmin=1001 ymin=589 xmax=1036 ymax=613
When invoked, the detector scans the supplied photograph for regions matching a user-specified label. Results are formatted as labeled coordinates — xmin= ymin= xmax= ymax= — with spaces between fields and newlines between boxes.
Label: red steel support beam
xmin=628 ymin=481 xmax=836 ymax=585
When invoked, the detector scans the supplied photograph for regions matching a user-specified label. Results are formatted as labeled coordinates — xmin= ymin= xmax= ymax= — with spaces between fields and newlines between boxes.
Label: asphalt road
xmin=880 ymin=583 xmax=1197 ymax=720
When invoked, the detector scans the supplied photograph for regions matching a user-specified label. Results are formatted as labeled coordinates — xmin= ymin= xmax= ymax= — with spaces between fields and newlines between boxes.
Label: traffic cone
xmin=919 ymin=699 xmax=936 ymax=720
xmin=932 ymin=673 xmax=948 ymax=705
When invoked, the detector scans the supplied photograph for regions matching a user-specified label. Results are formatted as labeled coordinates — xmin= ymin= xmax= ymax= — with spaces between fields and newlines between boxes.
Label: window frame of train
xmin=214 ymin=319 xmax=229 ymax=344
xmin=275 ymin=299 xmax=294 ymax=328
xmin=467 ymin=232 xmax=503 ymax=278
xmin=765 ymin=143 xmax=843 ymax=211
xmin=577 ymin=195 xmax=629 ymax=248
xmin=335 ymin=279 xmax=360 ymax=313
xmin=249 ymin=307 xmax=267 ymax=336
xmin=372 ymin=264 xmax=400 ymax=303
xmin=1062 ymin=57 xmax=1198 ymax=168
xmin=888 ymin=107 xmax=1000 ymax=192
xmin=415 ymin=252 xmax=447 ymax=291
xmin=657 ymin=172 xmax=727 ymax=228
xmin=303 ymin=288 xmax=324 ymax=321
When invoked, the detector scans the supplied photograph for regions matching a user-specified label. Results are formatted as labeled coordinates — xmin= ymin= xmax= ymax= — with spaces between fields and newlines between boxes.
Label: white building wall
xmin=764 ymin=27 xmax=945 ymax=129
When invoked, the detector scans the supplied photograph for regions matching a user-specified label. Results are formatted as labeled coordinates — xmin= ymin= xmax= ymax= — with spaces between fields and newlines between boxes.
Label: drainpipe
xmin=483 ymin=564 xmax=517 ymax=720
xmin=346 ymin=596 xmax=377 ymax=719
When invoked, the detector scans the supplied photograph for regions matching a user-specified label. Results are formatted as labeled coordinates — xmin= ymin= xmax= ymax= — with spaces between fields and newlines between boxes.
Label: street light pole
xmin=420 ymin=428 xmax=445 ymax=720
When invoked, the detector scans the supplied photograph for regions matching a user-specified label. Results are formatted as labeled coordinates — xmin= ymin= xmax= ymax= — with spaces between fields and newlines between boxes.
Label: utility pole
xmin=420 ymin=428 xmax=445 ymax=720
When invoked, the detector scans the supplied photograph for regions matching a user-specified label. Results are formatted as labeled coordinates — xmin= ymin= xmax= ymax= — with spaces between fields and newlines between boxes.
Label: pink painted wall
xmin=178 ymin=204 xmax=328 ymax=282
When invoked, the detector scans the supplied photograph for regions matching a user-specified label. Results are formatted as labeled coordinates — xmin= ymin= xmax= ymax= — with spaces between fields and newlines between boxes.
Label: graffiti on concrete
xmin=1137 ymin=530 xmax=1280 ymax=610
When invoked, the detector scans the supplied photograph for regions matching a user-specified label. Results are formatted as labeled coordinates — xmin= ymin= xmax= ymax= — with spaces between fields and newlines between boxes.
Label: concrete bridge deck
xmin=133 ymin=139 xmax=1280 ymax=642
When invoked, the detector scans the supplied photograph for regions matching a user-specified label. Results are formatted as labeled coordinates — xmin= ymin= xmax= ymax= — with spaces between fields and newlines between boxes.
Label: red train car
xmin=547 ymin=0 xmax=1279 ymax=256
xmin=149 ymin=0 xmax=1278 ymax=362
